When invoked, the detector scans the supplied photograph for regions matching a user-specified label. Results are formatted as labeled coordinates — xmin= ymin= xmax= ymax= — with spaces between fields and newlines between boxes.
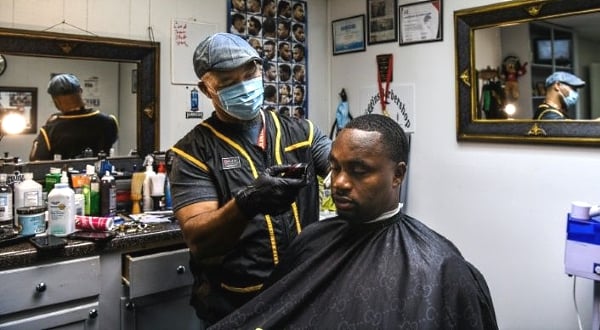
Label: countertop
xmin=0 ymin=221 xmax=185 ymax=270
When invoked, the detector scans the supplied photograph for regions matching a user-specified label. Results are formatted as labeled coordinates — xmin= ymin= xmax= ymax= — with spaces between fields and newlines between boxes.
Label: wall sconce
xmin=0 ymin=111 xmax=26 ymax=141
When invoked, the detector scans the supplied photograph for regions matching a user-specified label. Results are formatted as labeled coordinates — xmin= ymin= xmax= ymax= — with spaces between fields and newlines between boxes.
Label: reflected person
xmin=29 ymin=73 xmax=118 ymax=161
xmin=533 ymin=71 xmax=585 ymax=120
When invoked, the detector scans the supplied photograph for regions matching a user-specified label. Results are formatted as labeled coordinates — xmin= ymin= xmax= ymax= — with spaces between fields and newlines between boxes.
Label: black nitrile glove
xmin=235 ymin=164 xmax=308 ymax=217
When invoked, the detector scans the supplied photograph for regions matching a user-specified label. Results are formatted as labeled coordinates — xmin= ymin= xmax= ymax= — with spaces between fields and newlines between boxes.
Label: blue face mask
xmin=217 ymin=77 xmax=264 ymax=120
xmin=560 ymin=87 xmax=579 ymax=109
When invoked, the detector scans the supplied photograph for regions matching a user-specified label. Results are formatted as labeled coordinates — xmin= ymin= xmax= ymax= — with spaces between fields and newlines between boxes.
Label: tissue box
xmin=564 ymin=214 xmax=600 ymax=281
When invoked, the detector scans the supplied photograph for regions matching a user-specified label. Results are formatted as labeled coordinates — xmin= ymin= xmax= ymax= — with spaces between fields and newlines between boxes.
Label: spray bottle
xmin=150 ymin=162 xmax=167 ymax=210
xmin=142 ymin=155 xmax=156 ymax=212
xmin=100 ymin=171 xmax=116 ymax=217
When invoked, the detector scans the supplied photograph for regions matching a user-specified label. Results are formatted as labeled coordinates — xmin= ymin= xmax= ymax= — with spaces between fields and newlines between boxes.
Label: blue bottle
xmin=190 ymin=88 xmax=199 ymax=111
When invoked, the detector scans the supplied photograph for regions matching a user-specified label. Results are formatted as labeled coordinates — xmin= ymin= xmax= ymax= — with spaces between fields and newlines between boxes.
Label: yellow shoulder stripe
xmin=170 ymin=146 xmax=209 ymax=172
xmin=285 ymin=119 xmax=314 ymax=152
xmin=40 ymin=128 xmax=51 ymax=151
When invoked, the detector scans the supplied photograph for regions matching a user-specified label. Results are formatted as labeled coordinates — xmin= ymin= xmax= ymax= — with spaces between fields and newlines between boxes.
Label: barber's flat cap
xmin=47 ymin=73 xmax=82 ymax=96
xmin=545 ymin=71 xmax=586 ymax=88
xmin=193 ymin=33 xmax=261 ymax=79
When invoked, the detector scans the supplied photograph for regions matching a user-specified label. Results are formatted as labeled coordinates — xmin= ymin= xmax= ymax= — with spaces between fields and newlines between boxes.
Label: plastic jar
xmin=17 ymin=206 xmax=47 ymax=235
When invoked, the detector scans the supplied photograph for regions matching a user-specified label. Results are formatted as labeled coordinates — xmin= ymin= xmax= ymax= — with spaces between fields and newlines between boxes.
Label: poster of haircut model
xmin=228 ymin=0 xmax=308 ymax=119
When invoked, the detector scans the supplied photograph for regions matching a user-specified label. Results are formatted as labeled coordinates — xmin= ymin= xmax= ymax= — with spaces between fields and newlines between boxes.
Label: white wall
xmin=329 ymin=0 xmax=598 ymax=329
xmin=2 ymin=0 xmax=599 ymax=329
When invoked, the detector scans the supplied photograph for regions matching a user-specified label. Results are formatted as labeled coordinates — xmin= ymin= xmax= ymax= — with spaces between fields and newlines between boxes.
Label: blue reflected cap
xmin=193 ymin=33 xmax=261 ymax=80
xmin=47 ymin=73 xmax=81 ymax=96
xmin=545 ymin=71 xmax=586 ymax=88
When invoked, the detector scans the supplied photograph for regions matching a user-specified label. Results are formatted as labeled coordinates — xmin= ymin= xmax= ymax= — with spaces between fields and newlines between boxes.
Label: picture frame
xmin=367 ymin=0 xmax=398 ymax=45
xmin=398 ymin=0 xmax=443 ymax=46
xmin=332 ymin=15 xmax=366 ymax=55
xmin=0 ymin=86 xmax=37 ymax=135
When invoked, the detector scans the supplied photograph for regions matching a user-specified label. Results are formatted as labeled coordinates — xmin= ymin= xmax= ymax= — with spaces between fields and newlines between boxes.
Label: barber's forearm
xmin=177 ymin=199 xmax=249 ymax=258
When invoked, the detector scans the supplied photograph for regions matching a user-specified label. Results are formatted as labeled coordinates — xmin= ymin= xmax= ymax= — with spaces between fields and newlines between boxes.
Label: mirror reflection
xmin=0 ymin=55 xmax=136 ymax=160
xmin=474 ymin=12 xmax=600 ymax=121
xmin=0 ymin=27 xmax=159 ymax=161
xmin=455 ymin=0 xmax=600 ymax=146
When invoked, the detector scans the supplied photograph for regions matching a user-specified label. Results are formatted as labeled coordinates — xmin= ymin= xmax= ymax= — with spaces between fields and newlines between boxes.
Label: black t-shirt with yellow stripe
xmin=30 ymin=108 xmax=118 ymax=160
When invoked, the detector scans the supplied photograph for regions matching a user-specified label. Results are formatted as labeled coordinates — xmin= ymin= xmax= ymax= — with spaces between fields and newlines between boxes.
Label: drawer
xmin=123 ymin=248 xmax=193 ymax=298
xmin=0 ymin=301 xmax=99 ymax=330
xmin=0 ymin=256 xmax=100 ymax=315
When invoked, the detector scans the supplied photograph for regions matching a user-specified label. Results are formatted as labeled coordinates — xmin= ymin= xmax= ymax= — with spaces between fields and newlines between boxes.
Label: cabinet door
xmin=0 ymin=301 xmax=99 ymax=330
xmin=120 ymin=287 xmax=201 ymax=330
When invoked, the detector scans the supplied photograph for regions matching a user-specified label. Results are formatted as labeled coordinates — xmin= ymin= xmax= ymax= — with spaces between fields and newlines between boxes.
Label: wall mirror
xmin=0 ymin=27 xmax=159 ymax=159
xmin=454 ymin=0 xmax=600 ymax=146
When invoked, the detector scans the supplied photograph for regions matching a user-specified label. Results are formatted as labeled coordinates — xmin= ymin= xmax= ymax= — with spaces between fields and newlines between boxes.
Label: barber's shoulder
xmin=46 ymin=114 xmax=60 ymax=123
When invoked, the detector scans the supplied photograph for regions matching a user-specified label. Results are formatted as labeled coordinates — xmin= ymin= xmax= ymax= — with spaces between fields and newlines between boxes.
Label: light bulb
xmin=2 ymin=112 xmax=26 ymax=135
xmin=504 ymin=103 xmax=517 ymax=117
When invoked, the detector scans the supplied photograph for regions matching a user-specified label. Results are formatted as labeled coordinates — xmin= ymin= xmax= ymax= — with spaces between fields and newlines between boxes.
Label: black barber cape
xmin=210 ymin=212 xmax=498 ymax=329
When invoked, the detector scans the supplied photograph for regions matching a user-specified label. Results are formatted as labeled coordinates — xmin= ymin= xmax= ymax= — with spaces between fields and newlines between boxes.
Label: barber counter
xmin=0 ymin=221 xmax=201 ymax=330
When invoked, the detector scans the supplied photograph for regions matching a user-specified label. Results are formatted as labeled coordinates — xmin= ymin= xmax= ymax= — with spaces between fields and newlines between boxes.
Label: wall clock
xmin=0 ymin=55 xmax=6 ymax=76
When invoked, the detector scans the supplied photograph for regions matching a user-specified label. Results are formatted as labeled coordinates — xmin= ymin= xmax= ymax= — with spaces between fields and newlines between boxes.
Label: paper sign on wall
xmin=171 ymin=20 xmax=217 ymax=85
xmin=359 ymin=84 xmax=416 ymax=133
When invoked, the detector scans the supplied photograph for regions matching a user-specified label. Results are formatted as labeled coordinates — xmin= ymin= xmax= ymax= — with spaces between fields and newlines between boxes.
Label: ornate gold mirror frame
xmin=455 ymin=0 xmax=600 ymax=146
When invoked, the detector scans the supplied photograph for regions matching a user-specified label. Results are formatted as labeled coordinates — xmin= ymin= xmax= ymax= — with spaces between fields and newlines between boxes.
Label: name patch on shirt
xmin=222 ymin=157 xmax=242 ymax=170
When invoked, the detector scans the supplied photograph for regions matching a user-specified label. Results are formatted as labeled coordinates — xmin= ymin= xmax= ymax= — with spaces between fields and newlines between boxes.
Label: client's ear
xmin=393 ymin=162 xmax=407 ymax=187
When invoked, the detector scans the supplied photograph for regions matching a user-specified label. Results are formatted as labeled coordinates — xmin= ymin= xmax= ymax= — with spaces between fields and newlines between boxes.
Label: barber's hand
xmin=235 ymin=164 xmax=308 ymax=217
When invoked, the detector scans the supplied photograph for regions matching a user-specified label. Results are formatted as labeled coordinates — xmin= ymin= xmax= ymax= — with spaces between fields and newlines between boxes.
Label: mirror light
xmin=1 ymin=112 xmax=26 ymax=135
xmin=504 ymin=103 xmax=517 ymax=117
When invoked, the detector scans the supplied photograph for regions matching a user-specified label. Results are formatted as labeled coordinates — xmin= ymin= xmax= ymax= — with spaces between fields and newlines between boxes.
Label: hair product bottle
xmin=100 ymin=171 xmax=116 ymax=217
xmin=0 ymin=173 xmax=13 ymax=225
xmin=142 ymin=156 xmax=156 ymax=212
xmin=13 ymin=172 xmax=42 ymax=227
xmin=48 ymin=183 xmax=75 ymax=237
xmin=84 ymin=165 xmax=100 ymax=216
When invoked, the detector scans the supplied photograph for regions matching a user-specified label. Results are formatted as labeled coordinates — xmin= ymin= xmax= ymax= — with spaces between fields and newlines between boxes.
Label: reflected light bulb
xmin=504 ymin=103 xmax=517 ymax=117
xmin=2 ymin=112 xmax=26 ymax=135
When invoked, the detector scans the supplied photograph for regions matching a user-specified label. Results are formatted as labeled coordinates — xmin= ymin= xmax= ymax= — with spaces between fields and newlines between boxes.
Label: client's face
xmin=329 ymin=128 xmax=402 ymax=223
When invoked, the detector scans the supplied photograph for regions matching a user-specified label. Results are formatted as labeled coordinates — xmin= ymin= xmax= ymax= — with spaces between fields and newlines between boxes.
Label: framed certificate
xmin=332 ymin=15 xmax=366 ymax=55
xmin=399 ymin=0 xmax=443 ymax=45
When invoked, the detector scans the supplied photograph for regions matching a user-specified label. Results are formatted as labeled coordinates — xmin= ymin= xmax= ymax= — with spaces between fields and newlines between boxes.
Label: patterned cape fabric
xmin=210 ymin=213 xmax=498 ymax=329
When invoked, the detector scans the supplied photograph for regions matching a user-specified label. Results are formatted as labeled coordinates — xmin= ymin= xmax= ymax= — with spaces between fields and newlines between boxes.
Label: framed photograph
xmin=332 ymin=15 xmax=366 ymax=55
xmin=367 ymin=0 xmax=398 ymax=44
xmin=0 ymin=86 xmax=37 ymax=134
xmin=399 ymin=0 xmax=443 ymax=45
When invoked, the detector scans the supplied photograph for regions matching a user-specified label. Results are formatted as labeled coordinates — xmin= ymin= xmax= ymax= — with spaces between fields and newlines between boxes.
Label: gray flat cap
xmin=47 ymin=73 xmax=81 ymax=96
xmin=193 ymin=33 xmax=261 ymax=79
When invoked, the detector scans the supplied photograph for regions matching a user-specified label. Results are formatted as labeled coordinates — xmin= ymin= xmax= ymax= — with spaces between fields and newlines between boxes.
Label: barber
xmin=167 ymin=33 xmax=331 ymax=326
xmin=29 ymin=73 xmax=119 ymax=160
xmin=533 ymin=71 xmax=585 ymax=120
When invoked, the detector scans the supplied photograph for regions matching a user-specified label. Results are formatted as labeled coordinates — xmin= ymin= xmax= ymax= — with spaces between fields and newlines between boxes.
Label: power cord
xmin=573 ymin=275 xmax=584 ymax=330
